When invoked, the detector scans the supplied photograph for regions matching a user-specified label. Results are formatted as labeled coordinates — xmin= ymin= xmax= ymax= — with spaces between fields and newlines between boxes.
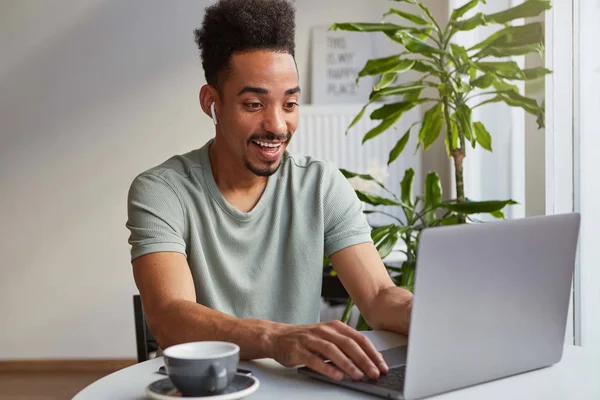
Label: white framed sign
xmin=310 ymin=26 xmax=377 ymax=104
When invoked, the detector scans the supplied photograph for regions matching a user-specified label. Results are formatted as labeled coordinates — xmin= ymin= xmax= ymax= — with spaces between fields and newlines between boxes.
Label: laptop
xmin=299 ymin=213 xmax=580 ymax=399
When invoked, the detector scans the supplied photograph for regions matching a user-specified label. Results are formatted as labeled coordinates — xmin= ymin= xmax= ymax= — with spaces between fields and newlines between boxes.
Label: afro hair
xmin=194 ymin=0 xmax=296 ymax=88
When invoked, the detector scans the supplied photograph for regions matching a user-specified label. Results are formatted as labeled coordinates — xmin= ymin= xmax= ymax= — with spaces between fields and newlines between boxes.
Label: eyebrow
xmin=237 ymin=86 xmax=301 ymax=96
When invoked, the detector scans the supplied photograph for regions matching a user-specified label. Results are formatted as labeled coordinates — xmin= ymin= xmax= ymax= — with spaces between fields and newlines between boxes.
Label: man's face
xmin=217 ymin=50 xmax=300 ymax=177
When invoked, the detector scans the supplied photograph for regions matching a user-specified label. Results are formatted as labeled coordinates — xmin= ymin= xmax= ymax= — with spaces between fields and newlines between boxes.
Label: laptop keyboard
xmin=346 ymin=365 xmax=406 ymax=390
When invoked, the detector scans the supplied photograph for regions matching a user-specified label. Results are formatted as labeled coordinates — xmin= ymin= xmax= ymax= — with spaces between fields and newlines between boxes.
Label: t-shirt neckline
xmin=199 ymin=139 xmax=277 ymax=222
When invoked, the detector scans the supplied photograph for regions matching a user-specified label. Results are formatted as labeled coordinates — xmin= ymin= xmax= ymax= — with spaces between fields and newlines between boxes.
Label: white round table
xmin=73 ymin=331 xmax=600 ymax=400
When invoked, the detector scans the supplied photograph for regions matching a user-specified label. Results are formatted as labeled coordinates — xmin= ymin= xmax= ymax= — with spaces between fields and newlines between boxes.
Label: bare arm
xmin=330 ymin=242 xmax=412 ymax=334
xmin=133 ymin=251 xmax=282 ymax=360
xmin=133 ymin=251 xmax=388 ymax=380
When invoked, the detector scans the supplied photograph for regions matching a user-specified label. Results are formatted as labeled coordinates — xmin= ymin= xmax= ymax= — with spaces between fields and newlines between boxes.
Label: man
xmin=127 ymin=0 xmax=412 ymax=382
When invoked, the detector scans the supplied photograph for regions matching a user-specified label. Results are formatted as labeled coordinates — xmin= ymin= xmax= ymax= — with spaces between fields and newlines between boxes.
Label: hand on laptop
xmin=269 ymin=320 xmax=389 ymax=381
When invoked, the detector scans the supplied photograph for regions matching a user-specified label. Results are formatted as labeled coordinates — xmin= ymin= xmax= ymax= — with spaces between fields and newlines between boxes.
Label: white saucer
xmin=146 ymin=374 xmax=260 ymax=399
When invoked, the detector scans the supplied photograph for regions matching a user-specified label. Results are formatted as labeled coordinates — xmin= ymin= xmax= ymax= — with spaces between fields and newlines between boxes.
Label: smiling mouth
xmin=252 ymin=140 xmax=283 ymax=148
xmin=249 ymin=138 xmax=287 ymax=162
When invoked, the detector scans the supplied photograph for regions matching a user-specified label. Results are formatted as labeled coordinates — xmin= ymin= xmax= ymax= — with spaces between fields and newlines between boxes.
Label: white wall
xmin=0 ymin=0 xmax=214 ymax=359
xmin=0 ymin=0 xmax=448 ymax=359
xmin=576 ymin=0 xmax=600 ymax=350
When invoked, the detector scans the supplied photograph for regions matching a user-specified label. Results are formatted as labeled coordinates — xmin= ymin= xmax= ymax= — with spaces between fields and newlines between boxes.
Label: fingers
xmin=272 ymin=321 xmax=389 ymax=382
xmin=298 ymin=347 xmax=345 ymax=381
xmin=324 ymin=321 xmax=388 ymax=377
xmin=304 ymin=337 xmax=365 ymax=381
xmin=334 ymin=322 xmax=389 ymax=373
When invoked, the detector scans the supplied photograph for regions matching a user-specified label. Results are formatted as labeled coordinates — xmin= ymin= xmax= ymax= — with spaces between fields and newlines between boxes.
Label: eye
xmin=245 ymin=102 xmax=263 ymax=110
xmin=284 ymin=102 xmax=299 ymax=110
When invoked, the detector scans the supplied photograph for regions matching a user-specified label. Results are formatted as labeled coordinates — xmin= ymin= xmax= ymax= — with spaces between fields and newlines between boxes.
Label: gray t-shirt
xmin=126 ymin=139 xmax=372 ymax=324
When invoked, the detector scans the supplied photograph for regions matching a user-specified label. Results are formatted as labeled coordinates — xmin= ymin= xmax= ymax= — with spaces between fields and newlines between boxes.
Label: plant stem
xmin=404 ymin=232 xmax=413 ymax=263
xmin=442 ymin=95 xmax=455 ymax=153
xmin=453 ymin=152 xmax=466 ymax=223
xmin=436 ymin=24 xmax=467 ymax=221
xmin=341 ymin=298 xmax=355 ymax=324
xmin=437 ymin=29 xmax=467 ymax=214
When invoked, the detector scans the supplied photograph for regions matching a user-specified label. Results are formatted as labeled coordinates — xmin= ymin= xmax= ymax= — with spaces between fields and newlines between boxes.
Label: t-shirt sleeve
xmin=323 ymin=163 xmax=373 ymax=257
xmin=126 ymin=172 xmax=187 ymax=261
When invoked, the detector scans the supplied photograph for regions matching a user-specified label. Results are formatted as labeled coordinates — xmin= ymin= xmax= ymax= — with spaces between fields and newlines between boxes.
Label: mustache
xmin=248 ymin=132 xmax=291 ymax=143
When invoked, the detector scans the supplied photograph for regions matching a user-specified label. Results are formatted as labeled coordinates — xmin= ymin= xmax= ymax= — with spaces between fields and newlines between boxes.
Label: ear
xmin=199 ymin=85 xmax=220 ymax=121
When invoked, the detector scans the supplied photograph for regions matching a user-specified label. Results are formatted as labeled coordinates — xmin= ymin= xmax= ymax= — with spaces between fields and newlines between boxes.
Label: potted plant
xmin=329 ymin=0 xmax=551 ymax=329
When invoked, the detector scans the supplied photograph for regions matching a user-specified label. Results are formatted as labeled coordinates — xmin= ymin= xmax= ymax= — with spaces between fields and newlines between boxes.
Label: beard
xmin=245 ymin=131 xmax=291 ymax=176
xmin=244 ymin=157 xmax=281 ymax=177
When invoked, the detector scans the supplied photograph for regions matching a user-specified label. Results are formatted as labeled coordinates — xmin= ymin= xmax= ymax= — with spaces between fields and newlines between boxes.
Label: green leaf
xmin=355 ymin=313 xmax=371 ymax=331
xmin=370 ymin=100 xmax=424 ymax=120
xmin=439 ymin=214 xmax=461 ymax=225
xmin=388 ymin=129 xmax=411 ymax=165
xmin=359 ymin=55 xmax=401 ymax=77
xmin=450 ymin=44 xmax=469 ymax=63
xmin=355 ymin=190 xmax=402 ymax=207
xmin=455 ymin=104 xmax=474 ymax=146
xmin=424 ymin=172 xmax=442 ymax=223
xmin=323 ymin=253 xmax=329 ymax=267
xmin=411 ymin=27 xmax=434 ymax=41
xmin=370 ymin=82 xmax=428 ymax=101
xmin=537 ymin=100 xmax=545 ymax=129
xmin=394 ymin=31 xmax=446 ymax=56
xmin=416 ymin=3 xmax=439 ymax=31
xmin=442 ymin=199 xmax=517 ymax=214
xmin=411 ymin=60 xmax=439 ymax=74
xmin=377 ymin=230 xmax=400 ymax=260
xmin=453 ymin=12 xmax=487 ymax=31
xmin=374 ymin=73 xmax=397 ymax=91
xmin=455 ymin=78 xmax=471 ymax=93
xmin=340 ymin=169 xmax=391 ymax=193
xmin=453 ymin=2 xmax=550 ymax=32
xmin=478 ymin=43 xmax=544 ymax=58
xmin=417 ymin=103 xmax=444 ymax=151
xmin=384 ymin=8 xmax=429 ymax=25
xmin=473 ymin=121 xmax=492 ymax=151
xmin=362 ymin=111 xmax=404 ymax=144
xmin=359 ymin=57 xmax=415 ymax=78
xmin=330 ymin=22 xmax=407 ymax=32
xmin=497 ymin=91 xmax=545 ymax=128
xmin=470 ymin=74 xmax=495 ymax=89
xmin=371 ymin=224 xmax=394 ymax=244
xmin=469 ymin=66 xmax=478 ymax=80
xmin=470 ymin=22 xmax=544 ymax=51
xmin=346 ymin=103 xmax=370 ymax=134
xmin=400 ymin=168 xmax=415 ymax=206
xmin=451 ymin=0 xmax=486 ymax=20
xmin=476 ymin=61 xmax=526 ymax=80
xmin=492 ymin=77 xmax=519 ymax=92
xmin=403 ymin=87 xmax=424 ymax=102
xmin=501 ymin=91 xmax=540 ymax=113
xmin=485 ymin=0 xmax=551 ymax=24
xmin=521 ymin=67 xmax=552 ymax=80
xmin=491 ymin=210 xmax=505 ymax=219
xmin=475 ymin=63 xmax=551 ymax=83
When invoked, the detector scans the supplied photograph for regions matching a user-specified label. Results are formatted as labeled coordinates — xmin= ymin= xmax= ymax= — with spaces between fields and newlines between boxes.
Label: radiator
xmin=288 ymin=103 xmax=422 ymax=226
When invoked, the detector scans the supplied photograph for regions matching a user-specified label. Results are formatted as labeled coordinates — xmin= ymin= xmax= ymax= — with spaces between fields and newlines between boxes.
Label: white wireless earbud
xmin=210 ymin=102 xmax=218 ymax=125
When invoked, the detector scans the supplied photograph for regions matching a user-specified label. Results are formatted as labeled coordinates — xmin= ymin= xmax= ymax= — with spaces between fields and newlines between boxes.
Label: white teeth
xmin=253 ymin=140 xmax=282 ymax=148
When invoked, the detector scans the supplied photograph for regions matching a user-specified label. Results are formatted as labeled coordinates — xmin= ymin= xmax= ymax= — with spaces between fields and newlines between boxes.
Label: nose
xmin=262 ymin=106 xmax=287 ymax=136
